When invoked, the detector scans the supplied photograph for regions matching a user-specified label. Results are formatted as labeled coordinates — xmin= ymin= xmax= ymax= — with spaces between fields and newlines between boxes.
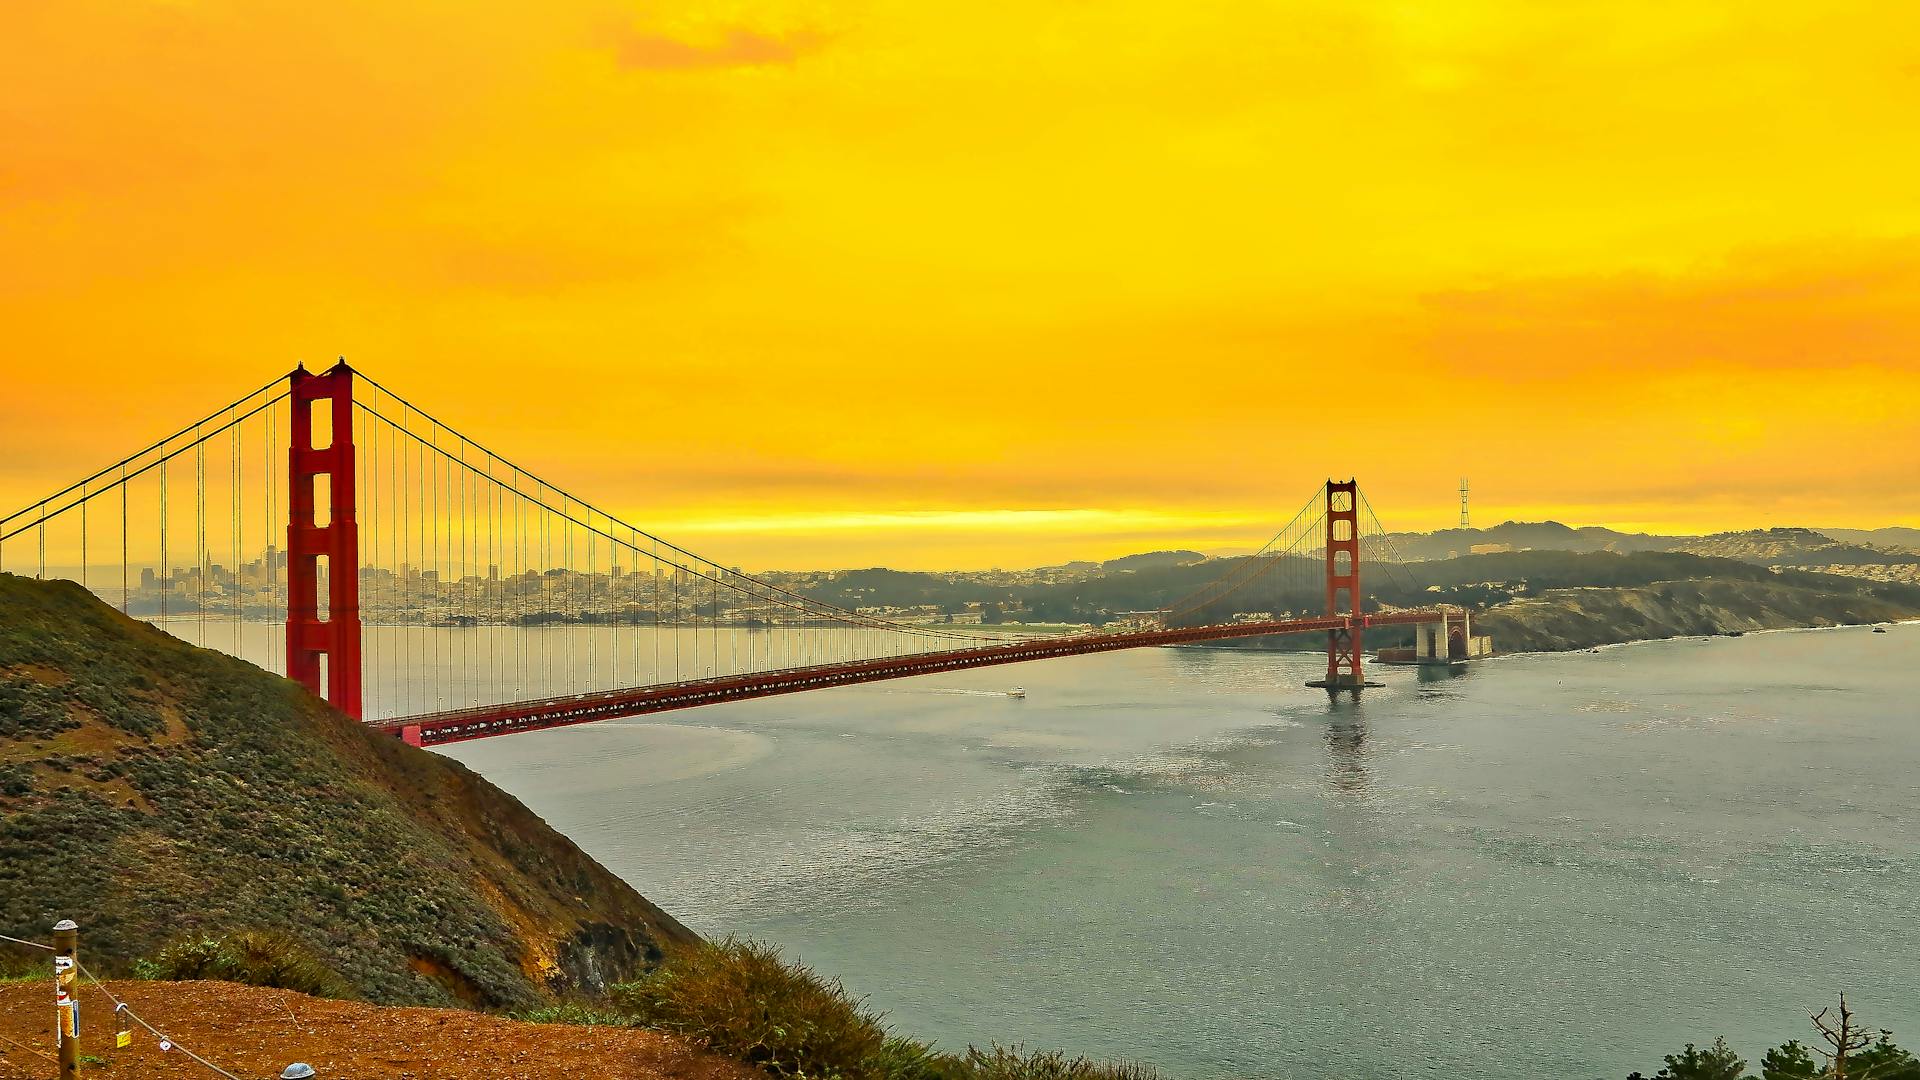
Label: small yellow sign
xmin=116 ymin=1031 xmax=132 ymax=1049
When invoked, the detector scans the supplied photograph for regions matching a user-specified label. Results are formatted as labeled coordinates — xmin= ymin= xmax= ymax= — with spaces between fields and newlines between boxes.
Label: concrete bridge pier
xmin=1414 ymin=609 xmax=1490 ymax=665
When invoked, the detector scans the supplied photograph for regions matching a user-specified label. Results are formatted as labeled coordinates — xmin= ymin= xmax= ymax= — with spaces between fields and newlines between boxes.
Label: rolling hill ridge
xmin=0 ymin=572 xmax=693 ymax=1008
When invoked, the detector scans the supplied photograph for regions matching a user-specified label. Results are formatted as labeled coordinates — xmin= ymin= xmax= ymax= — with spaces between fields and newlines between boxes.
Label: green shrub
xmin=863 ymin=1036 xmax=960 ymax=1080
xmin=0 ymin=947 xmax=42 ymax=982
xmin=136 ymin=929 xmax=351 ymax=999
xmin=957 ymin=1046 xmax=1164 ymax=1080
xmin=613 ymin=937 xmax=888 ymax=1079
xmin=509 ymin=1002 xmax=637 ymax=1027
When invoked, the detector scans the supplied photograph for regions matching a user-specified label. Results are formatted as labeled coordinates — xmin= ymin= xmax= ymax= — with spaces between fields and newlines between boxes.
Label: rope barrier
xmin=0 ymin=933 xmax=53 ymax=951
xmin=0 ymin=1030 xmax=56 ymax=1064
xmin=79 ymin=963 xmax=248 ymax=1080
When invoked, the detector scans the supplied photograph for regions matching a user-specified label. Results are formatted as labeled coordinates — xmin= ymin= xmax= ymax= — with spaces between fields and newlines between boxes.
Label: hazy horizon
xmin=11 ymin=516 xmax=1918 ymax=580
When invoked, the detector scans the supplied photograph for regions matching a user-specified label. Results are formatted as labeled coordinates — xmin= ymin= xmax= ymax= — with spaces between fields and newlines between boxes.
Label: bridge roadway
xmin=374 ymin=610 xmax=1452 ymax=746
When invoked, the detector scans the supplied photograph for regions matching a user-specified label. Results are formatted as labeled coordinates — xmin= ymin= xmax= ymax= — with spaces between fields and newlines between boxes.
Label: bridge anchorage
xmin=0 ymin=361 xmax=1483 ymax=744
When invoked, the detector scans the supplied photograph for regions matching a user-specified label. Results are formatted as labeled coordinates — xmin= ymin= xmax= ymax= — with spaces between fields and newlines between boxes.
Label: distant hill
xmin=1370 ymin=521 xmax=1920 ymax=569
xmin=1100 ymin=550 xmax=1205 ymax=572
xmin=1474 ymin=577 xmax=1920 ymax=652
xmin=0 ymin=574 xmax=694 ymax=1007
xmin=1678 ymin=528 xmax=1920 ymax=568
xmin=1379 ymin=521 xmax=1684 ymax=561
xmin=1818 ymin=526 xmax=1920 ymax=553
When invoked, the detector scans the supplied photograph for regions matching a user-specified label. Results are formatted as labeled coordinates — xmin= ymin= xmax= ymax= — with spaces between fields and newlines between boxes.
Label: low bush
xmin=509 ymin=1002 xmax=637 ymax=1027
xmin=613 ymin=937 xmax=889 ymax=1079
xmin=134 ymin=929 xmax=351 ymax=999
xmin=957 ymin=1046 xmax=1163 ymax=1080
xmin=869 ymin=1036 xmax=971 ymax=1080
xmin=606 ymin=939 xmax=1173 ymax=1080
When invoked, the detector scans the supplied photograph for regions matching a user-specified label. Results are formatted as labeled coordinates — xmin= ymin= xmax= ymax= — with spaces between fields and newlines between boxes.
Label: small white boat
xmin=1008 ymin=687 xmax=1026 ymax=698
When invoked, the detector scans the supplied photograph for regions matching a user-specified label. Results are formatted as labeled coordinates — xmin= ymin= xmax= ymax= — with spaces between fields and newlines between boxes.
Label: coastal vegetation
xmin=0 ymin=572 xmax=692 ymax=1008
xmin=1635 ymin=997 xmax=1917 ymax=1080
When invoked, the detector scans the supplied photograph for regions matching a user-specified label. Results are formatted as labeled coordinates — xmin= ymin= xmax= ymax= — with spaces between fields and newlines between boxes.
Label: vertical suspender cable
xmin=564 ymin=503 xmax=574 ymax=685
xmin=458 ymin=439 xmax=467 ymax=706
xmin=231 ymin=411 xmax=240 ymax=658
xmin=121 ymin=472 xmax=129 ymax=614
xmin=402 ymin=427 xmax=412 ymax=716
xmin=267 ymin=405 xmax=277 ymax=673
xmin=365 ymin=405 xmax=375 ymax=718
xmin=588 ymin=529 xmax=596 ymax=687
xmin=652 ymin=539 xmax=662 ymax=684
xmin=160 ymin=460 xmax=169 ymax=620
xmin=430 ymin=415 xmax=440 ymax=707
xmin=196 ymin=432 xmax=206 ymax=647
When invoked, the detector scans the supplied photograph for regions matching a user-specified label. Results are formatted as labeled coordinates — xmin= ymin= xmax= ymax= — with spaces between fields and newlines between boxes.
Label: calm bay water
xmin=404 ymin=624 xmax=1920 ymax=1078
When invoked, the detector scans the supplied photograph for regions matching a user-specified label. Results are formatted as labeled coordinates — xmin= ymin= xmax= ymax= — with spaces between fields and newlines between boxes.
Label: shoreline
xmin=1472 ymin=615 xmax=1914 ymax=661
xmin=1176 ymin=614 xmax=1916 ymax=663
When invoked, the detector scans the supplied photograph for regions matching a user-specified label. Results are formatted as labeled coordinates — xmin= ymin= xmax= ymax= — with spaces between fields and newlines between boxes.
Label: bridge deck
xmin=373 ymin=610 xmax=1451 ymax=746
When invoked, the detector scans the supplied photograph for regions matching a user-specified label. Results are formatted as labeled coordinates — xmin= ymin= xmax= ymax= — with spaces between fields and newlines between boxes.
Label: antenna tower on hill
xmin=1459 ymin=478 xmax=1470 ymax=528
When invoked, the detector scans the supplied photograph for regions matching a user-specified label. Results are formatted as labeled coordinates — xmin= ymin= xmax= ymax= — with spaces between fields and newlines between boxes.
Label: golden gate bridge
xmin=0 ymin=361 xmax=1474 ymax=746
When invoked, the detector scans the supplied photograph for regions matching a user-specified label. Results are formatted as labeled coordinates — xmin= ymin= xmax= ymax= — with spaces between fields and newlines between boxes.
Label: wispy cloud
xmin=611 ymin=25 xmax=826 ymax=72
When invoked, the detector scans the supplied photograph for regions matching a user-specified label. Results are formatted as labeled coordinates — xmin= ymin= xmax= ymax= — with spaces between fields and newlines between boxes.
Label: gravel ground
xmin=0 ymin=979 xmax=753 ymax=1080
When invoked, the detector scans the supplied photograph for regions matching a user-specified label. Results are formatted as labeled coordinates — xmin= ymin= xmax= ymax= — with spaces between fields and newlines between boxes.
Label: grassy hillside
xmin=1474 ymin=578 xmax=1918 ymax=652
xmin=0 ymin=573 xmax=694 ymax=1008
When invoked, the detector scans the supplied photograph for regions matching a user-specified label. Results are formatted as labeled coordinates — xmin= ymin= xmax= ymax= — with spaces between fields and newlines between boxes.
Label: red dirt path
xmin=0 ymin=980 xmax=754 ymax=1080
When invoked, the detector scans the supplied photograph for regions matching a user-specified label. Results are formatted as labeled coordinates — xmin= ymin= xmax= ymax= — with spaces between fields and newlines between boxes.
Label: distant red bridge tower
xmin=1308 ymin=479 xmax=1379 ymax=695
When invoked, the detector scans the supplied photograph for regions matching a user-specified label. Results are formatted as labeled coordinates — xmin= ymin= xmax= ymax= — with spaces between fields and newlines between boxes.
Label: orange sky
xmin=4 ymin=1 xmax=1919 ymax=569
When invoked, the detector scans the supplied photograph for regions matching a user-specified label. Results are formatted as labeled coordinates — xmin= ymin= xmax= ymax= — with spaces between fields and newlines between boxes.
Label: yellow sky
xmin=4 ymin=0 xmax=1919 ymax=569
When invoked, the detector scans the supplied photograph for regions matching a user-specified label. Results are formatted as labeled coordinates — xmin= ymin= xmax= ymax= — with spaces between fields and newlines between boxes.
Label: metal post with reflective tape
xmin=53 ymin=919 xmax=79 ymax=1080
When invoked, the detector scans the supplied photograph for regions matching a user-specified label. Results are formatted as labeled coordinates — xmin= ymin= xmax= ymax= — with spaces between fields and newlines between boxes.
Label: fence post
xmin=52 ymin=918 xmax=79 ymax=1080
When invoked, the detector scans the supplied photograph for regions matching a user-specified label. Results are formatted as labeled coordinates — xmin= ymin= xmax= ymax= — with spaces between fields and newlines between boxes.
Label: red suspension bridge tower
xmin=286 ymin=361 xmax=363 ymax=718
xmin=1307 ymin=479 xmax=1379 ymax=695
